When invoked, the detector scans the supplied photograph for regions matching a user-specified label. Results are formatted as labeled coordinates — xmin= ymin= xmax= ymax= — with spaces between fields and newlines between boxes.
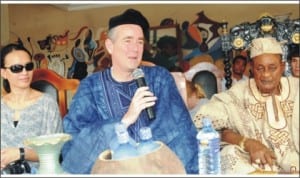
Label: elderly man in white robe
xmin=194 ymin=37 xmax=299 ymax=174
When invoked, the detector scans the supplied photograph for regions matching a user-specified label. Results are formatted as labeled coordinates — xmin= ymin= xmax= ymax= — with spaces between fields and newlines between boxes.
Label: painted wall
xmin=1 ymin=3 xmax=299 ymax=104
xmin=5 ymin=3 xmax=299 ymax=43
xmin=2 ymin=3 xmax=299 ymax=76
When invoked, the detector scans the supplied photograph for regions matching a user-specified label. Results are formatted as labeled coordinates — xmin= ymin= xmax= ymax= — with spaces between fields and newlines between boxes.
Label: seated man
xmin=194 ymin=37 xmax=299 ymax=174
xmin=61 ymin=8 xmax=198 ymax=174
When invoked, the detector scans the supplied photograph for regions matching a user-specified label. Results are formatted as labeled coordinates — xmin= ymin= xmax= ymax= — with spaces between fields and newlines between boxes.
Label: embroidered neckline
xmin=249 ymin=77 xmax=290 ymax=103
xmin=248 ymin=77 xmax=290 ymax=130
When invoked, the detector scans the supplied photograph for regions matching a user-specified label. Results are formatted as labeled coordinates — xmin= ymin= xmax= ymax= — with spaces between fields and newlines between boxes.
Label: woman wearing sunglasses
xmin=1 ymin=43 xmax=63 ymax=174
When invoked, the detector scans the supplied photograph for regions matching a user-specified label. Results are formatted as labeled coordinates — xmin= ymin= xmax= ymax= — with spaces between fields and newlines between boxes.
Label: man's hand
xmin=245 ymin=138 xmax=277 ymax=171
xmin=121 ymin=86 xmax=157 ymax=127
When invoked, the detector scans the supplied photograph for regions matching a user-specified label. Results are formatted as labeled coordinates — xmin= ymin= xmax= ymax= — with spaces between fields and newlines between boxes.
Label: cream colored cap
xmin=250 ymin=37 xmax=283 ymax=58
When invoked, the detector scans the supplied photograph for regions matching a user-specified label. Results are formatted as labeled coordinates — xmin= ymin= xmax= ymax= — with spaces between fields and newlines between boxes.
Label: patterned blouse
xmin=1 ymin=93 xmax=63 ymax=169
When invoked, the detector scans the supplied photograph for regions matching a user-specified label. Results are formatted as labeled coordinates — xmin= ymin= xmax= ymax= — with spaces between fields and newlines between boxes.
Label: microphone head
xmin=132 ymin=68 xmax=144 ymax=79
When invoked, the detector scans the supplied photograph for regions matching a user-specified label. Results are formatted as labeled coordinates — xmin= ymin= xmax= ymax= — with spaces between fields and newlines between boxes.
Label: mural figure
xmin=92 ymin=30 xmax=111 ymax=72
xmin=67 ymin=39 xmax=88 ymax=80
xmin=84 ymin=29 xmax=97 ymax=63
xmin=182 ymin=11 xmax=223 ymax=62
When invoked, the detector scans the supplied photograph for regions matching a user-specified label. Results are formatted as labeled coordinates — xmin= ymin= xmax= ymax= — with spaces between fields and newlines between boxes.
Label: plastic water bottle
xmin=197 ymin=118 xmax=221 ymax=174
xmin=111 ymin=122 xmax=139 ymax=160
xmin=137 ymin=127 xmax=160 ymax=156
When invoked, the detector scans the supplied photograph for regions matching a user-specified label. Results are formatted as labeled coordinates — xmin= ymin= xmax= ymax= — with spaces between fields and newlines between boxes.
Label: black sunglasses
xmin=4 ymin=62 xmax=34 ymax=73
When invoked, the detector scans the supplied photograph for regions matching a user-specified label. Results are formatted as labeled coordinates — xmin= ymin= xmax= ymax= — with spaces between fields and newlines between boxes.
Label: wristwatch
xmin=239 ymin=136 xmax=247 ymax=151
xmin=19 ymin=147 xmax=25 ymax=161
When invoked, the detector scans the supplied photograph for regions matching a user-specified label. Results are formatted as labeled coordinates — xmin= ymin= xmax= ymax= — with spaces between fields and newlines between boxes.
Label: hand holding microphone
xmin=132 ymin=68 xmax=156 ymax=120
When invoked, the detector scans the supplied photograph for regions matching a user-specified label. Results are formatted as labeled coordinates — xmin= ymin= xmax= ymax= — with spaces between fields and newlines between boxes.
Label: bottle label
xmin=198 ymin=137 xmax=221 ymax=174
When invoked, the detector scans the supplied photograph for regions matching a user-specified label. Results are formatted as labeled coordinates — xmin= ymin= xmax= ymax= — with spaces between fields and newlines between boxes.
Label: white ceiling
xmin=52 ymin=4 xmax=120 ymax=11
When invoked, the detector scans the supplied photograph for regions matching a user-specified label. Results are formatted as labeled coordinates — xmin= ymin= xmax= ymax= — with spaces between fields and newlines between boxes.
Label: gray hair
xmin=107 ymin=27 xmax=117 ymax=42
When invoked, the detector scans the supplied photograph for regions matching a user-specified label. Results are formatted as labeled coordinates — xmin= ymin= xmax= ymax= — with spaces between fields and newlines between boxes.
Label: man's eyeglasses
xmin=4 ymin=62 xmax=34 ymax=73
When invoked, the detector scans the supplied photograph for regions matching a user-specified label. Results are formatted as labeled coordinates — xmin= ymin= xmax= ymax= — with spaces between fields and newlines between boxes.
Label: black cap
xmin=108 ymin=8 xmax=150 ymax=41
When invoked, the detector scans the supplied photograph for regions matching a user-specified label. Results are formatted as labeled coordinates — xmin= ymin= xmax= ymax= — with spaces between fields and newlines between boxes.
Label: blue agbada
xmin=61 ymin=66 xmax=199 ymax=174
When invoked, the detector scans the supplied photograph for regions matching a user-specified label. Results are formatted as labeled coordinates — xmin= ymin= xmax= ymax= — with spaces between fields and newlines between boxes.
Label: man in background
xmin=288 ymin=46 xmax=299 ymax=78
xmin=221 ymin=55 xmax=248 ymax=91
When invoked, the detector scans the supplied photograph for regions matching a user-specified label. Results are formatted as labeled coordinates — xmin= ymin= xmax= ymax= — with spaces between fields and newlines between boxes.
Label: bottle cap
xmin=202 ymin=118 xmax=212 ymax=127
xmin=115 ymin=122 xmax=129 ymax=143
xmin=139 ymin=127 xmax=152 ymax=140
xmin=117 ymin=131 xmax=130 ymax=143
xmin=115 ymin=122 xmax=127 ymax=134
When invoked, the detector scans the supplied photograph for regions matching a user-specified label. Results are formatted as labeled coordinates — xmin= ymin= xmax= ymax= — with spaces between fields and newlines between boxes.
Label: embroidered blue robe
xmin=61 ymin=66 xmax=198 ymax=174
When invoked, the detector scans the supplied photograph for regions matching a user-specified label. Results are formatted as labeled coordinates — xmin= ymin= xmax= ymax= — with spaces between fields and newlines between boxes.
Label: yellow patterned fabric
xmin=194 ymin=76 xmax=299 ymax=174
